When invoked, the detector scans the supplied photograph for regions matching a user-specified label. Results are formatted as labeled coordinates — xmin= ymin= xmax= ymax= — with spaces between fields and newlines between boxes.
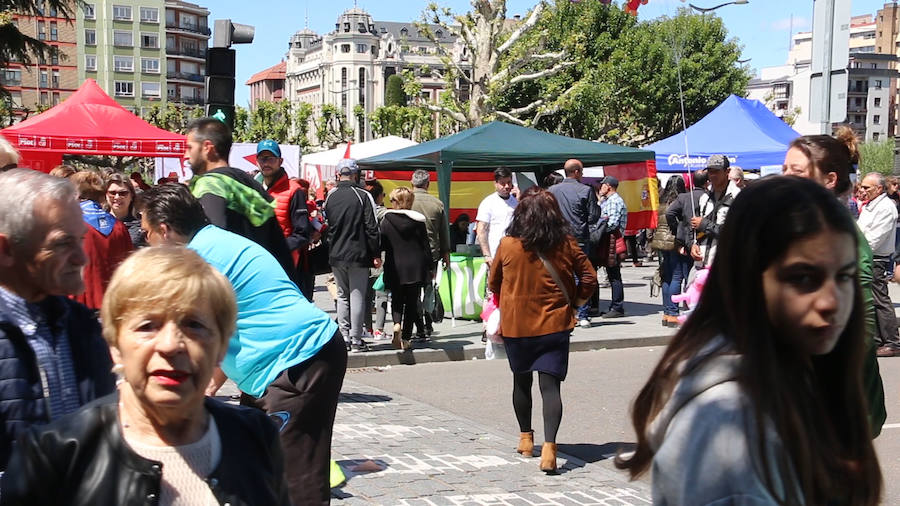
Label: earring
xmin=112 ymin=363 xmax=125 ymax=375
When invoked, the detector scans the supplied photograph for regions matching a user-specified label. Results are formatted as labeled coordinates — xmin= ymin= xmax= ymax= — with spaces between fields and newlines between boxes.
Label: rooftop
xmin=246 ymin=61 xmax=286 ymax=85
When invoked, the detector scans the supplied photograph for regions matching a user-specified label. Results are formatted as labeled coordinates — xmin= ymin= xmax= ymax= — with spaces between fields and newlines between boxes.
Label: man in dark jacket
xmin=324 ymin=158 xmax=381 ymax=352
xmin=665 ymin=169 xmax=707 ymax=257
xmin=549 ymin=159 xmax=601 ymax=327
xmin=185 ymin=118 xmax=295 ymax=279
xmin=410 ymin=169 xmax=449 ymax=338
xmin=0 ymin=169 xmax=115 ymax=471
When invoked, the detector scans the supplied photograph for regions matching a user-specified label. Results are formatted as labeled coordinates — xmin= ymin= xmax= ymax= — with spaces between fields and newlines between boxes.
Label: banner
xmin=603 ymin=160 xmax=658 ymax=232
xmin=373 ymin=170 xmax=496 ymax=223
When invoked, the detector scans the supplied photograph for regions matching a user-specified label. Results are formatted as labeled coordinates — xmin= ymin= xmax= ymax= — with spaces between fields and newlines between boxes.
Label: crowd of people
xmin=0 ymin=118 xmax=893 ymax=504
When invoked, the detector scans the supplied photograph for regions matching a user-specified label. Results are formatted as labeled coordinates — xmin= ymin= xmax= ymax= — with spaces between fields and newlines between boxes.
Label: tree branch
xmin=507 ymin=61 xmax=576 ymax=86
xmin=506 ymin=99 xmax=544 ymax=117
xmin=423 ymin=103 xmax=467 ymax=123
xmin=494 ymin=110 xmax=526 ymax=125
xmin=496 ymin=1 xmax=546 ymax=55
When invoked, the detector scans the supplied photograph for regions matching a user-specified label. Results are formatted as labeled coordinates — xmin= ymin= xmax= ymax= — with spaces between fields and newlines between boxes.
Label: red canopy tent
xmin=1 ymin=79 xmax=185 ymax=172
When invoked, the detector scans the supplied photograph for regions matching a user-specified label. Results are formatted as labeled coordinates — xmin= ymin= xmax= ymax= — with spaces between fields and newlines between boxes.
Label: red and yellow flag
xmin=372 ymin=170 xmax=496 ymax=222
xmin=603 ymin=160 xmax=658 ymax=233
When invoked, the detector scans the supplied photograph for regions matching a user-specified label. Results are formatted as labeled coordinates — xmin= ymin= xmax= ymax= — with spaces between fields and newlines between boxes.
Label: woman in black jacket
xmin=1 ymin=247 xmax=290 ymax=506
xmin=381 ymin=186 xmax=431 ymax=350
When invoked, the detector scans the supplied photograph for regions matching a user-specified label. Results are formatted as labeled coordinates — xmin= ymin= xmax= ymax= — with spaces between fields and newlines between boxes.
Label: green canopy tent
xmin=357 ymin=121 xmax=655 ymax=216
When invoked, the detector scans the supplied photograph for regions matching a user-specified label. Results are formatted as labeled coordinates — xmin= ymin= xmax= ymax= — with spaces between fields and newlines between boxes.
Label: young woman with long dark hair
xmin=616 ymin=176 xmax=881 ymax=505
xmin=488 ymin=186 xmax=597 ymax=473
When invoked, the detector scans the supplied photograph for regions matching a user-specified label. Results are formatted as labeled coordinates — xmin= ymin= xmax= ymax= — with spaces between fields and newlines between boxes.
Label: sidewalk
xmin=330 ymin=379 xmax=652 ymax=505
xmin=314 ymin=262 xmax=677 ymax=368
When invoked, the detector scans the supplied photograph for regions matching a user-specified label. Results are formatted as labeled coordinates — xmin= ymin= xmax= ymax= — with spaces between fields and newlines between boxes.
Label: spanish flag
xmin=603 ymin=160 xmax=658 ymax=232
xmin=372 ymin=170 xmax=496 ymax=222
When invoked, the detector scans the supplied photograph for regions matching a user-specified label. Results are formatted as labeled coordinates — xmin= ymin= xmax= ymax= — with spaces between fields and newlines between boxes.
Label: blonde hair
xmin=49 ymin=164 xmax=77 ymax=179
xmin=389 ymin=186 xmax=414 ymax=210
xmin=101 ymin=247 xmax=237 ymax=349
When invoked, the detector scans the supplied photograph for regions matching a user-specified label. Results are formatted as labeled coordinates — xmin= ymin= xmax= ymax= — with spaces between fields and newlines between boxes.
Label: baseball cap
xmin=602 ymin=176 xmax=619 ymax=188
xmin=337 ymin=158 xmax=360 ymax=176
xmin=256 ymin=139 xmax=281 ymax=158
xmin=706 ymin=154 xmax=730 ymax=171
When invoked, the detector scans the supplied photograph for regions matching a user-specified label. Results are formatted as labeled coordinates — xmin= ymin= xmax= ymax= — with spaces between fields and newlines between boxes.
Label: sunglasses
xmin=0 ymin=163 xmax=17 ymax=172
xmin=107 ymin=190 xmax=130 ymax=197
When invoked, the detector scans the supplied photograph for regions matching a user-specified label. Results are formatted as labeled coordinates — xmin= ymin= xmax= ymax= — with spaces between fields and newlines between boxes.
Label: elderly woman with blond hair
xmin=381 ymin=186 xmax=431 ymax=350
xmin=1 ymin=247 xmax=290 ymax=505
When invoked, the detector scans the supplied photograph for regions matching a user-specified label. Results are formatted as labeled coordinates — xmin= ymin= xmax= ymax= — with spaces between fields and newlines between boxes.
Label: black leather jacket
xmin=0 ymin=394 xmax=290 ymax=506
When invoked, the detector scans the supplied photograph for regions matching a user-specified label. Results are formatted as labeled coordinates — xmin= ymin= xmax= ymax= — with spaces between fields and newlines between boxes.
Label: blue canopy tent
xmin=645 ymin=95 xmax=800 ymax=173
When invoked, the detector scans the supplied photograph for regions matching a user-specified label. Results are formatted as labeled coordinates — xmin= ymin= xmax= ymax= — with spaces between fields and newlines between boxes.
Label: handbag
xmin=536 ymin=252 xmax=574 ymax=308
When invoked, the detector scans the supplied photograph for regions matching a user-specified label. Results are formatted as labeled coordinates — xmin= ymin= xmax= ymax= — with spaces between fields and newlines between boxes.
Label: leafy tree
xmin=370 ymin=104 xmax=435 ymax=141
xmin=1 ymin=1 xmax=73 ymax=95
xmin=859 ymin=138 xmax=896 ymax=177
xmin=290 ymin=102 xmax=314 ymax=147
xmin=500 ymin=2 xmax=750 ymax=146
xmin=316 ymin=103 xmax=353 ymax=148
xmin=143 ymin=102 xmax=204 ymax=134
xmin=385 ymin=74 xmax=407 ymax=106
xmin=233 ymin=105 xmax=250 ymax=141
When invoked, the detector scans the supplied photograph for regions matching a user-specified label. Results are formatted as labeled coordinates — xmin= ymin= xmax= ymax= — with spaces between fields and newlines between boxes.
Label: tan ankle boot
xmin=517 ymin=431 xmax=534 ymax=457
xmin=540 ymin=442 xmax=558 ymax=473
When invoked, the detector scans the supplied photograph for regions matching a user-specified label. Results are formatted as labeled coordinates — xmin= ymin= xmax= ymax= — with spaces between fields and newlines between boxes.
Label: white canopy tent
xmin=302 ymin=136 xmax=417 ymax=196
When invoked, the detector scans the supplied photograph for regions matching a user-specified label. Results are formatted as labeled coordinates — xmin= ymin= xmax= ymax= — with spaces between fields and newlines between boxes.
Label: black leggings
xmin=392 ymin=282 xmax=423 ymax=339
xmin=512 ymin=371 xmax=562 ymax=443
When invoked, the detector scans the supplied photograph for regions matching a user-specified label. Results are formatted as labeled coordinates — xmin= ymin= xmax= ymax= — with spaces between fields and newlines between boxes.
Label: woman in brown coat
xmin=488 ymin=186 xmax=597 ymax=473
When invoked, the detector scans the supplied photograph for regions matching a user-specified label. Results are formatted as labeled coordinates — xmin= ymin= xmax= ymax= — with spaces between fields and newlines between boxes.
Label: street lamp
xmin=688 ymin=0 xmax=748 ymax=13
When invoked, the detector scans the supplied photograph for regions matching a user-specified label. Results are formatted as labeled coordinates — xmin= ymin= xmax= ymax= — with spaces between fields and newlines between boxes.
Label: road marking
xmin=881 ymin=423 xmax=900 ymax=429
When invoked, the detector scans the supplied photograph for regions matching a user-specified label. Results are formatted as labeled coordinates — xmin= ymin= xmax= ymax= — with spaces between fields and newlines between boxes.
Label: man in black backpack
xmin=324 ymin=159 xmax=381 ymax=352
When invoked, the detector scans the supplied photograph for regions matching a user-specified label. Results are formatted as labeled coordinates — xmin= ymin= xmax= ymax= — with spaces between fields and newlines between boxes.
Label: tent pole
xmin=437 ymin=159 xmax=456 ymax=326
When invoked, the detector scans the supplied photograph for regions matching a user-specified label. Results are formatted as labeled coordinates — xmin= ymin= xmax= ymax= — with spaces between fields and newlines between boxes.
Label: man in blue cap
xmin=257 ymin=139 xmax=316 ymax=300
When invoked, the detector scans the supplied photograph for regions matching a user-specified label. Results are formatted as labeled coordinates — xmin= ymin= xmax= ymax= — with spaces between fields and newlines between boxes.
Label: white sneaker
xmin=578 ymin=318 xmax=591 ymax=328
xmin=373 ymin=330 xmax=388 ymax=341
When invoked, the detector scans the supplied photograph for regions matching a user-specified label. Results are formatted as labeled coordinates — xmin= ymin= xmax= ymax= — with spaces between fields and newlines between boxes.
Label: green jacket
xmin=411 ymin=188 xmax=449 ymax=263
xmin=857 ymin=226 xmax=887 ymax=438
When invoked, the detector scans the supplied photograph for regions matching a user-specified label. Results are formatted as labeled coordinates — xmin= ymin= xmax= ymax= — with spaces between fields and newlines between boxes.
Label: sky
xmin=207 ymin=0 xmax=894 ymax=108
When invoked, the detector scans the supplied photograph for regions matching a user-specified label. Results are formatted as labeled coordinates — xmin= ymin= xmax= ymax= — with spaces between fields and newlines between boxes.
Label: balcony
xmin=166 ymin=21 xmax=211 ymax=36
xmin=172 ymin=96 xmax=205 ymax=105
xmin=166 ymin=46 xmax=207 ymax=59
xmin=0 ymin=76 xmax=22 ymax=87
xmin=167 ymin=71 xmax=204 ymax=83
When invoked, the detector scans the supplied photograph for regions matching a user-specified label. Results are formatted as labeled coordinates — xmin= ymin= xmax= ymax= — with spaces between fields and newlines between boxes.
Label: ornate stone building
xmin=283 ymin=7 xmax=469 ymax=143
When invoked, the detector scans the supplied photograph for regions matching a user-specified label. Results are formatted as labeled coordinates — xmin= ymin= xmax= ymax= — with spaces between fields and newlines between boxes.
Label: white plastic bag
xmin=485 ymin=337 xmax=506 ymax=360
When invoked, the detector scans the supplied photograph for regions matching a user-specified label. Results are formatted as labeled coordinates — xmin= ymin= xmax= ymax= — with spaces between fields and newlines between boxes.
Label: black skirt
xmin=502 ymin=329 xmax=571 ymax=381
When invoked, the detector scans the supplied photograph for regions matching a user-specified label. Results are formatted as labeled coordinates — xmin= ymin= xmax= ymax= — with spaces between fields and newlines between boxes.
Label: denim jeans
xmin=661 ymin=249 xmax=693 ymax=316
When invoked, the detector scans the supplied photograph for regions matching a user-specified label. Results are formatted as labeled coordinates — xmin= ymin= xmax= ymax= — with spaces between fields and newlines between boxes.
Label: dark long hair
xmin=661 ymin=176 xmax=686 ymax=205
xmin=505 ymin=186 xmax=572 ymax=253
xmin=616 ymin=176 xmax=880 ymax=505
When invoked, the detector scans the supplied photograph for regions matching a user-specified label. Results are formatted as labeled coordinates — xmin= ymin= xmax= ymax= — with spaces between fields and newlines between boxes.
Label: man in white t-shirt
xmin=476 ymin=167 xmax=518 ymax=266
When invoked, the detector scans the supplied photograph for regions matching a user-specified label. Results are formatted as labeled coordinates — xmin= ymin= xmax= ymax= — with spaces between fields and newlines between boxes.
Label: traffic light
xmin=213 ymin=19 xmax=255 ymax=48
xmin=206 ymin=47 xmax=236 ymax=130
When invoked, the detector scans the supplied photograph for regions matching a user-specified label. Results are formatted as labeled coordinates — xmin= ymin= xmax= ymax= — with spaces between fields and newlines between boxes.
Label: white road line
xmin=881 ymin=423 xmax=900 ymax=429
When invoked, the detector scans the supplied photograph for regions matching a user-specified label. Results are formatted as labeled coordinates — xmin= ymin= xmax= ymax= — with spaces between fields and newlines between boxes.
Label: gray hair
xmin=864 ymin=171 xmax=887 ymax=191
xmin=0 ymin=135 xmax=20 ymax=165
xmin=0 ymin=169 xmax=77 ymax=251
xmin=411 ymin=169 xmax=430 ymax=189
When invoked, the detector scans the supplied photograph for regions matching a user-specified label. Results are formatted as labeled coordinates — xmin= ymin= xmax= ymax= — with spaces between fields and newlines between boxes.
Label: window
xmin=38 ymin=22 xmax=46 ymax=40
xmin=358 ymin=67 xmax=365 ymax=107
xmin=875 ymin=79 xmax=883 ymax=89
xmin=83 ymin=3 xmax=95 ymax=19
xmin=141 ymin=32 xmax=159 ymax=48
xmin=85 ymin=29 xmax=96 ymax=45
xmin=874 ymin=132 xmax=881 ymax=141
xmin=140 ymin=7 xmax=158 ymax=23
xmin=875 ymin=97 xmax=882 ymax=107
xmin=371 ymin=44 xmax=377 ymax=55
xmin=40 ymin=92 xmax=49 ymax=105
xmin=114 ymin=81 xmax=134 ymax=96
xmin=113 ymin=30 xmax=133 ymax=47
xmin=2 ymin=69 xmax=22 ymax=86
xmin=85 ymin=54 xmax=97 ymax=71
xmin=49 ymin=5 xmax=58 ymax=17
xmin=341 ymin=67 xmax=347 ymax=110
xmin=51 ymin=70 xmax=59 ymax=88
xmin=9 ymin=91 xmax=22 ymax=108
xmin=52 ymin=92 xmax=60 ymax=105
xmin=141 ymin=82 xmax=161 ymax=97
xmin=874 ymin=114 xmax=881 ymax=124
xmin=141 ymin=57 xmax=160 ymax=73
xmin=50 ymin=51 xmax=58 ymax=65
xmin=343 ymin=22 xmax=350 ymax=32
xmin=871 ymin=63 xmax=878 ymax=69
xmin=39 ymin=70 xmax=48 ymax=88
xmin=50 ymin=22 xmax=57 ymax=41
xmin=356 ymin=43 xmax=367 ymax=53
xmin=167 ymin=85 xmax=176 ymax=99
xmin=436 ymin=30 xmax=443 ymax=38
xmin=113 ymin=5 xmax=132 ymax=20
xmin=400 ymin=27 xmax=408 ymax=36
xmin=114 ymin=55 xmax=134 ymax=72
xmin=855 ymin=97 xmax=863 ymax=106
xmin=341 ymin=44 xmax=350 ymax=53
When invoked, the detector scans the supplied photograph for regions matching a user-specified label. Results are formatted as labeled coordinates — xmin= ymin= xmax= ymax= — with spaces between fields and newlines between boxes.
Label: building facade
xmin=246 ymin=61 xmax=285 ymax=110
xmin=748 ymin=14 xmax=899 ymax=140
xmin=282 ymin=7 xmax=469 ymax=143
xmin=74 ymin=0 xmax=207 ymax=114
xmin=3 ymin=3 xmax=80 ymax=120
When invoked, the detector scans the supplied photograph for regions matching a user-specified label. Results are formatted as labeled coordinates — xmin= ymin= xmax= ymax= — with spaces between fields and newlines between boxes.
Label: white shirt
xmin=859 ymin=192 xmax=898 ymax=256
xmin=476 ymin=192 xmax=518 ymax=257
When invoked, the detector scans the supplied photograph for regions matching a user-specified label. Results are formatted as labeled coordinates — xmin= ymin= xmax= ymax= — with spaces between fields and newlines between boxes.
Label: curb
xmin=346 ymin=334 xmax=672 ymax=368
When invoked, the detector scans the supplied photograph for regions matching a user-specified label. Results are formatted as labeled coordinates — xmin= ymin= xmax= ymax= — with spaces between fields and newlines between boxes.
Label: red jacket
xmin=74 ymin=220 xmax=133 ymax=310
xmin=266 ymin=171 xmax=305 ymax=267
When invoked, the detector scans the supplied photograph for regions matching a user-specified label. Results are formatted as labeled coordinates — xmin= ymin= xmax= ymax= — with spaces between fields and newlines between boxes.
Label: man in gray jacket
xmin=549 ymin=159 xmax=600 ymax=327
xmin=411 ymin=169 xmax=450 ymax=338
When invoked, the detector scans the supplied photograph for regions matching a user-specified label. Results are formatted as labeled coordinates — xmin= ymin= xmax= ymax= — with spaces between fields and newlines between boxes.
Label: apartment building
xmin=164 ymin=0 xmax=210 ymax=106
xmin=3 ymin=3 xmax=79 ymax=120
xmin=246 ymin=61 xmax=286 ymax=110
